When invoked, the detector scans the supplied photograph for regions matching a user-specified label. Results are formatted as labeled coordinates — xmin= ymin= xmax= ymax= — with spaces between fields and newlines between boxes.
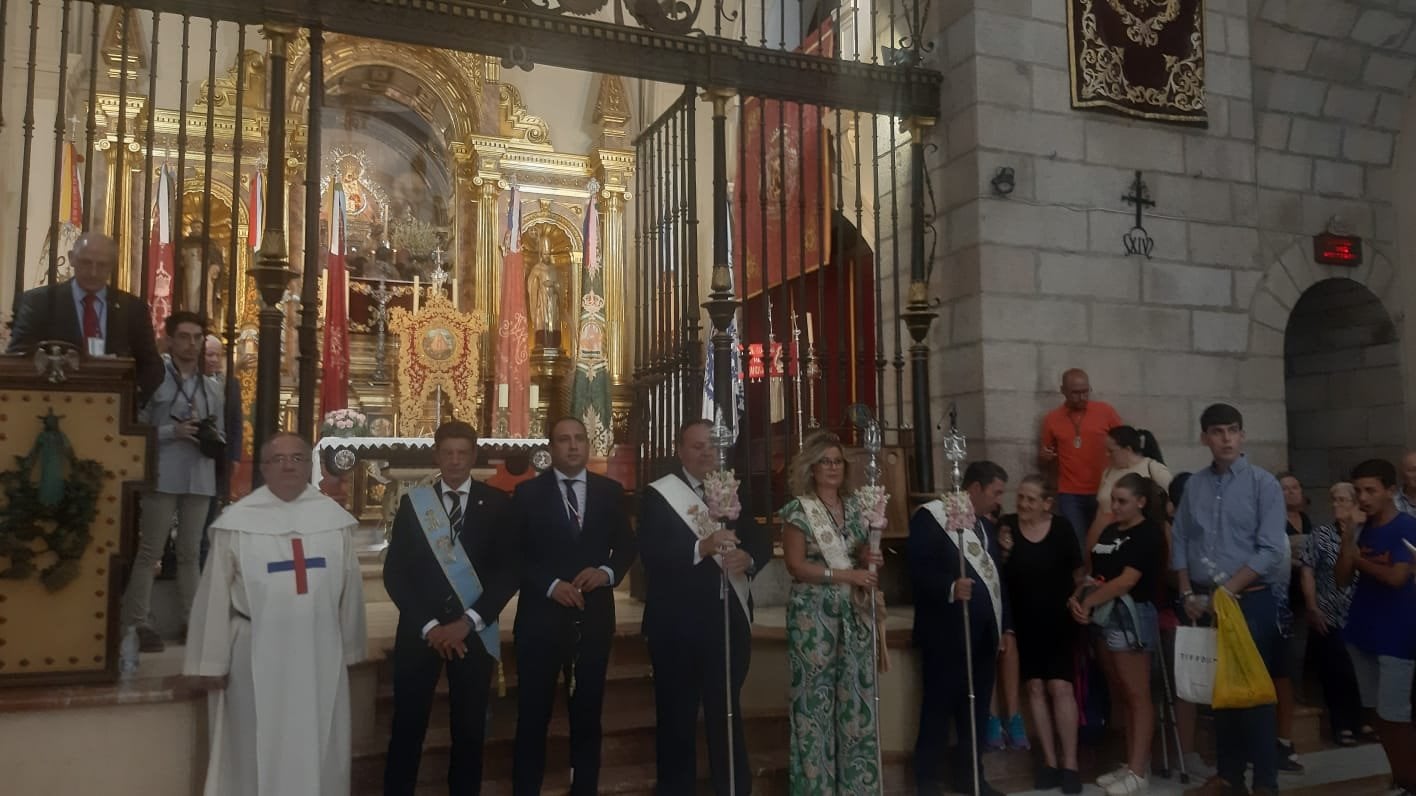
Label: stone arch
xmin=1247 ymin=239 xmax=1400 ymax=359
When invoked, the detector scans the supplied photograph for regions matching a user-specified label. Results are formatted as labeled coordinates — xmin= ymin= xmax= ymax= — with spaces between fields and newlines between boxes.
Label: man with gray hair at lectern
xmin=184 ymin=431 xmax=367 ymax=796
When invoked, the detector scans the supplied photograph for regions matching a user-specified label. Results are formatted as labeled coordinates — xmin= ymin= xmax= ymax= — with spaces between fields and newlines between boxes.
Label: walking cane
xmin=958 ymin=527 xmax=980 ymax=796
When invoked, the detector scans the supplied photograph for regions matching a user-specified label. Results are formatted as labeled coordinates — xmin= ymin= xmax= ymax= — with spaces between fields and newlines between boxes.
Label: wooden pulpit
xmin=0 ymin=352 xmax=152 ymax=685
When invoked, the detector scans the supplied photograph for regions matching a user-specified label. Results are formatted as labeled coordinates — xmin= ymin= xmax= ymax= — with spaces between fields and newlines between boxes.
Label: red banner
xmin=494 ymin=186 xmax=530 ymax=436
xmin=320 ymin=184 xmax=350 ymax=415
xmin=736 ymin=22 xmax=833 ymax=298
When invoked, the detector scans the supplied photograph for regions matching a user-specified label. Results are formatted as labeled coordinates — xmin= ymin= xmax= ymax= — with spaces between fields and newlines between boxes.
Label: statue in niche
xmin=525 ymin=226 xmax=561 ymax=348
xmin=179 ymin=221 xmax=225 ymax=321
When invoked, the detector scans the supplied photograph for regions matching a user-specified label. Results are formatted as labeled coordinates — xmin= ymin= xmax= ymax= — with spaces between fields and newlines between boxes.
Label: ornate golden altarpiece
xmin=90 ymin=20 xmax=636 ymax=448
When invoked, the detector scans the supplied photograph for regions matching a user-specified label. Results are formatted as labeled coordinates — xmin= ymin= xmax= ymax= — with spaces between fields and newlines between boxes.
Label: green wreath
xmin=0 ymin=411 xmax=110 ymax=592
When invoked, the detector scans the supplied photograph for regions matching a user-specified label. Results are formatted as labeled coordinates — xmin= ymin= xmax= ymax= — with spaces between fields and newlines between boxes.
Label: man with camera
xmin=120 ymin=310 xmax=226 ymax=653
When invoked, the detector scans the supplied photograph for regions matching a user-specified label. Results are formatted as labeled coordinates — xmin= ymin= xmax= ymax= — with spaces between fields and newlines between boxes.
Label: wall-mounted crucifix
xmin=1121 ymin=170 xmax=1156 ymax=259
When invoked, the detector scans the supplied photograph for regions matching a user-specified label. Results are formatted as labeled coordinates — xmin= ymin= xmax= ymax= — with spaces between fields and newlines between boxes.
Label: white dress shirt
xmin=420 ymin=478 xmax=487 ymax=639
xmin=546 ymin=468 xmax=615 ymax=597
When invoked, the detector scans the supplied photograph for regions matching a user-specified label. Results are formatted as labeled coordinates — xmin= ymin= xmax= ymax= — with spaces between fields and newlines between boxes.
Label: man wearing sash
xmin=909 ymin=460 xmax=1012 ymax=796
xmin=383 ymin=421 xmax=520 ymax=795
xmin=184 ymin=432 xmax=367 ymax=796
xmin=512 ymin=417 xmax=636 ymax=795
xmin=640 ymin=418 xmax=772 ymax=795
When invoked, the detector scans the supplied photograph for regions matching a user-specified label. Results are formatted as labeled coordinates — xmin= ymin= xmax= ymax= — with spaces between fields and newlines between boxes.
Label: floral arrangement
xmin=943 ymin=490 xmax=976 ymax=531
xmin=703 ymin=469 xmax=742 ymax=521
xmin=321 ymin=408 xmax=370 ymax=438
xmin=857 ymin=484 xmax=889 ymax=529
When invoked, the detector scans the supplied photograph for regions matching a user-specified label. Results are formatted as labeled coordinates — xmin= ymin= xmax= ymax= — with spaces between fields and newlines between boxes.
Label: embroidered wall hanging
xmin=1067 ymin=0 xmax=1207 ymax=125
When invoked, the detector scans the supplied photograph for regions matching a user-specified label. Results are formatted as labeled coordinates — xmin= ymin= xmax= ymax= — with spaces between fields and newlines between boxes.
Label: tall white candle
xmin=530 ymin=384 xmax=540 ymax=406
xmin=498 ymin=383 xmax=509 ymax=409
xmin=806 ymin=311 xmax=815 ymax=346
xmin=452 ymin=278 xmax=459 ymax=310
xmin=413 ymin=275 xmax=420 ymax=312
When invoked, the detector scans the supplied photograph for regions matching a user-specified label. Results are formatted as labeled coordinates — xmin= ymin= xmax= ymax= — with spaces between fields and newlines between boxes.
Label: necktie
xmin=564 ymin=479 xmax=582 ymax=532
xmin=445 ymin=490 xmax=464 ymax=542
xmin=82 ymin=293 xmax=101 ymax=339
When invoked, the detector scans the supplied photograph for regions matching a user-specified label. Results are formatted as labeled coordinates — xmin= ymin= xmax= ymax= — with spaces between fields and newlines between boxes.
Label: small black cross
xmin=1121 ymin=171 xmax=1156 ymax=259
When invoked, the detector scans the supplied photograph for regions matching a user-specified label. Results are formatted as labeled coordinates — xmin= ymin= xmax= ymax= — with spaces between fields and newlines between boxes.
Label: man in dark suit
xmin=511 ymin=416 xmax=636 ymax=796
xmin=639 ymin=418 xmax=771 ymax=795
xmin=909 ymin=460 xmax=1012 ymax=796
xmin=382 ymin=421 xmax=519 ymax=796
xmin=7 ymin=232 xmax=163 ymax=401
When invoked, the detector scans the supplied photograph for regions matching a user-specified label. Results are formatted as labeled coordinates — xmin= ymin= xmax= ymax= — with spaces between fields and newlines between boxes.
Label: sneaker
xmin=1061 ymin=769 xmax=1082 ymax=794
xmin=1337 ymin=729 xmax=1357 ymax=747
xmin=984 ymin=714 xmax=1005 ymax=751
xmin=1034 ymin=765 xmax=1061 ymax=790
xmin=1104 ymin=768 xmax=1148 ymax=795
xmin=1097 ymin=763 xmax=1131 ymax=788
xmin=135 ymin=624 xmax=165 ymax=653
xmin=1182 ymin=751 xmax=1215 ymax=779
xmin=1006 ymin=713 xmax=1030 ymax=750
xmin=1276 ymin=739 xmax=1304 ymax=774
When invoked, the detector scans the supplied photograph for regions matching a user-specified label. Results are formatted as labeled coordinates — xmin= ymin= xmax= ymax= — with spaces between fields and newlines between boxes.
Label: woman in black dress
xmin=1071 ymin=473 xmax=1166 ymax=796
xmin=999 ymin=475 xmax=1084 ymax=793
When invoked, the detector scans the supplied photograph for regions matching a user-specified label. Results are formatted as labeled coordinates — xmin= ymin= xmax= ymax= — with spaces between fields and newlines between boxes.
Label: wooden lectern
xmin=0 ymin=351 xmax=152 ymax=685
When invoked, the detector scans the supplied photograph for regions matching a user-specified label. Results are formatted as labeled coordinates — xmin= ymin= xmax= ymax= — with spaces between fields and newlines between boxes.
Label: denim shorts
xmin=1094 ymin=599 xmax=1159 ymax=653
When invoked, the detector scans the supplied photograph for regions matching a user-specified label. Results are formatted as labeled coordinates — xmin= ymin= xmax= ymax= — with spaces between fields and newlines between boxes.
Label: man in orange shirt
xmin=1040 ymin=369 xmax=1122 ymax=549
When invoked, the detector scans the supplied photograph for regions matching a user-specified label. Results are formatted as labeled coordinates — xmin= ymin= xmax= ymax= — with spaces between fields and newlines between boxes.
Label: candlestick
xmin=806 ymin=311 xmax=815 ymax=346
xmin=413 ymin=275 xmax=421 ymax=312
xmin=498 ymin=383 xmax=509 ymax=409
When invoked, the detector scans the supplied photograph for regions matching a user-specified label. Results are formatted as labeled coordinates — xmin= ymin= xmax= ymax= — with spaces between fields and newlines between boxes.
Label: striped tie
xmin=445 ymin=490 xmax=464 ymax=543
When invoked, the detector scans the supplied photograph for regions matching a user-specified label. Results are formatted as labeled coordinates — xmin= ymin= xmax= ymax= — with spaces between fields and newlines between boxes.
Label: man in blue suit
xmin=909 ymin=460 xmax=1012 ymax=796
xmin=512 ymin=416 xmax=636 ymax=796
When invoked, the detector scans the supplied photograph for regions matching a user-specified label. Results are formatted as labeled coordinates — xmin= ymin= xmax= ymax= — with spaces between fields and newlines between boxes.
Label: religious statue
xmin=525 ymin=226 xmax=561 ymax=348
xmin=179 ymin=221 xmax=225 ymax=320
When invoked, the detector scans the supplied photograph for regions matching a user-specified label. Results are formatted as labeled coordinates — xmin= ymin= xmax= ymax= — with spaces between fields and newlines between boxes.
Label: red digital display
xmin=1313 ymin=233 xmax=1363 ymax=267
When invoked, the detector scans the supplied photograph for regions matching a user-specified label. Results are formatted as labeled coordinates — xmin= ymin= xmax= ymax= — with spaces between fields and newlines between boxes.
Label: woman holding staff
xmin=780 ymin=431 xmax=886 ymax=794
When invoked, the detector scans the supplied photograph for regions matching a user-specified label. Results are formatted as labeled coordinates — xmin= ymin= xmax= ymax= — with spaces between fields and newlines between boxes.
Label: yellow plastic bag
xmin=1212 ymin=589 xmax=1277 ymax=709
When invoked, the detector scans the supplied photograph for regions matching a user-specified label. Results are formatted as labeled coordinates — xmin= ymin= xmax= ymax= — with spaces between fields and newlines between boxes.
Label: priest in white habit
xmin=184 ymin=431 xmax=368 ymax=796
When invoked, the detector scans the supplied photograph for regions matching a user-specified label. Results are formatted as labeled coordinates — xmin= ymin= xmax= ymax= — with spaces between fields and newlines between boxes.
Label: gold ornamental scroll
xmin=0 ymin=357 xmax=152 ymax=685
xmin=387 ymin=289 xmax=488 ymax=431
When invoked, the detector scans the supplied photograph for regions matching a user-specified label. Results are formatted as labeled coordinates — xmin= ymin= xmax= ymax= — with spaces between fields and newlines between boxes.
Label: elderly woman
xmin=779 ymin=431 xmax=885 ymax=795
xmin=1299 ymin=482 xmax=1369 ymax=746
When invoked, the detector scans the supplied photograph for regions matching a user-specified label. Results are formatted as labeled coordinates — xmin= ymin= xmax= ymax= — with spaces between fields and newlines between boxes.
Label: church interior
xmin=2 ymin=0 xmax=1416 ymax=793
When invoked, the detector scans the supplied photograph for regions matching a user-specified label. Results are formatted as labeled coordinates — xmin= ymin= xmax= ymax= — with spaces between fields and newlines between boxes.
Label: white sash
xmin=921 ymin=501 xmax=1003 ymax=634
xmin=797 ymin=495 xmax=854 ymax=571
xmin=649 ymin=474 xmax=751 ymax=614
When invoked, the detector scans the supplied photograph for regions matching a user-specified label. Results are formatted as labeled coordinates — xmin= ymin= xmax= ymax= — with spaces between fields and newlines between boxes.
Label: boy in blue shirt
xmin=1337 ymin=458 xmax=1416 ymax=795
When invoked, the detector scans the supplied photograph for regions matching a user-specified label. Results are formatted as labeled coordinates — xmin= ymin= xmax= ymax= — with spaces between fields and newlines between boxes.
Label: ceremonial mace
xmin=848 ymin=403 xmax=886 ymax=785
xmin=708 ymin=418 xmax=739 ymax=796
xmin=942 ymin=404 xmax=979 ymax=796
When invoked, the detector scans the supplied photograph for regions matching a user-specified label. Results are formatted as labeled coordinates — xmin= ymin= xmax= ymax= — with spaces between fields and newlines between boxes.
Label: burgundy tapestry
xmin=1067 ymin=0 xmax=1207 ymax=125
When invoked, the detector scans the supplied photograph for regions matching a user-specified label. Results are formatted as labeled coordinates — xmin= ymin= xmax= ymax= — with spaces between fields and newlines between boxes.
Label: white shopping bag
xmin=1174 ymin=625 xmax=1218 ymax=705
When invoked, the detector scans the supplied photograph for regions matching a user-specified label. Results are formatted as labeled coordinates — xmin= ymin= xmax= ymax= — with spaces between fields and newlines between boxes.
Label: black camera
xmin=195 ymin=416 xmax=226 ymax=461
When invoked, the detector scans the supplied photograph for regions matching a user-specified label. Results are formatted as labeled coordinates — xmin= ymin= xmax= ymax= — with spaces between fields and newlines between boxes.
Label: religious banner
xmin=569 ymin=183 xmax=613 ymax=457
xmin=320 ymin=183 xmax=350 ymax=415
xmin=736 ymin=21 xmax=833 ymax=298
xmin=387 ymin=288 xmax=487 ymax=433
xmin=494 ymin=183 xmax=530 ymax=437
xmin=1067 ymin=0 xmax=1206 ymax=124
xmin=145 ymin=165 xmax=176 ymax=333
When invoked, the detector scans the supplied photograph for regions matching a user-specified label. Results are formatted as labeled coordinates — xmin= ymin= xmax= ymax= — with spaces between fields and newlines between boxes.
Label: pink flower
xmin=943 ymin=491 xmax=976 ymax=531
xmin=857 ymin=485 xmax=889 ymax=529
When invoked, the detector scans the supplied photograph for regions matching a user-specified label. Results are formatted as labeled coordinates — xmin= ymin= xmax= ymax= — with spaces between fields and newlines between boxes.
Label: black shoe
xmin=1034 ymin=765 xmax=1061 ymax=790
xmin=1276 ymin=739 xmax=1304 ymax=774
xmin=1061 ymin=769 xmax=1083 ymax=794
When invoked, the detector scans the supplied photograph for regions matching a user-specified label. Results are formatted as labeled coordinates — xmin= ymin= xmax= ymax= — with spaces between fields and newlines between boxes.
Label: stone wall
xmin=923 ymin=0 xmax=1415 ymax=498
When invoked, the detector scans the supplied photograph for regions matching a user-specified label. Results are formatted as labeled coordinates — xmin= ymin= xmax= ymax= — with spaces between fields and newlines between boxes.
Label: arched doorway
xmin=1284 ymin=278 xmax=1405 ymax=510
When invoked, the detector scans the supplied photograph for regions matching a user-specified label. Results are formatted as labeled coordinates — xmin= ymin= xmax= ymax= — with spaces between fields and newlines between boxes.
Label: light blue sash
xmin=407 ymin=486 xmax=501 ymax=660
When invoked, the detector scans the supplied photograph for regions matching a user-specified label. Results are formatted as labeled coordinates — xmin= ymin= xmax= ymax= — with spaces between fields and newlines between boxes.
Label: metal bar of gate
xmin=226 ymin=34 xmax=247 ymax=406
xmin=47 ymin=0 xmax=75 ymax=288
xmin=137 ymin=10 xmax=160 ymax=306
xmin=81 ymin=2 xmax=99 ymax=231
xmin=297 ymin=26 xmax=324 ymax=439
xmin=113 ymin=5 xmax=132 ymax=257
xmin=197 ymin=16 xmax=218 ymax=323
xmin=12 ymin=0 xmax=42 ymax=311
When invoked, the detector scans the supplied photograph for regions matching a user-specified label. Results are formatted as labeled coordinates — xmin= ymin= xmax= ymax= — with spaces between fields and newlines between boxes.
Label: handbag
xmin=1173 ymin=625 xmax=1218 ymax=704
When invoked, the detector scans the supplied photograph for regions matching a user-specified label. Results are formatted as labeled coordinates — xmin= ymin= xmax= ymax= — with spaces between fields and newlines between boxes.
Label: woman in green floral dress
xmin=779 ymin=431 xmax=886 ymax=795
